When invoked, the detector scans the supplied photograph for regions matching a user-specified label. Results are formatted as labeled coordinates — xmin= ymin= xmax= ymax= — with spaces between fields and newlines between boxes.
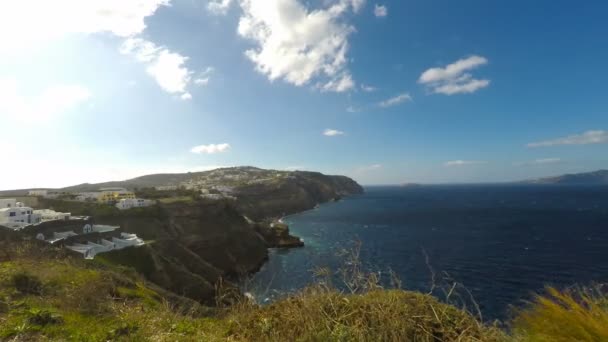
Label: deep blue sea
xmin=248 ymin=185 xmax=608 ymax=321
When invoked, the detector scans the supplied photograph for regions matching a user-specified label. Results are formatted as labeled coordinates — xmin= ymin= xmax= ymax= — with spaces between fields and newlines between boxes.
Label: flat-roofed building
xmin=98 ymin=188 xmax=136 ymax=203
xmin=115 ymin=198 xmax=154 ymax=210
xmin=0 ymin=204 xmax=41 ymax=229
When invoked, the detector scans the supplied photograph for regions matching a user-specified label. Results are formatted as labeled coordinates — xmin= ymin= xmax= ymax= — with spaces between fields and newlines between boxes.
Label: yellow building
xmin=98 ymin=188 xmax=136 ymax=203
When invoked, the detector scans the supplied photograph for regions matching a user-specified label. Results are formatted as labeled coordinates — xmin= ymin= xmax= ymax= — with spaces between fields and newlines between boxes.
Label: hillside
xmin=0 ymin=167 xmax=363 ymax=307
xmin=521 ymin=169 xmax=608 ymax=185
xmin=1 ymin=167 xmax=364 ymax=220
xmin=2 ymin=234 xmax=607 ymax=341
xmin=33 ymin=198 xmax=269 ymax=305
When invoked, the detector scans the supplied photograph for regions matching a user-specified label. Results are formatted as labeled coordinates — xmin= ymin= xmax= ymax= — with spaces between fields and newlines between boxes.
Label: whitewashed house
xmin=75 ymin=192 xmax=101 ymax=202
xmin=27 ymin=190 xmax=48 ymax=197
xmin=66 ymin=232 xmax=145 ymax=259
xmin=115 ymin=198 xmax=154 ymax=210
xmin=34 ymin=209 xmax=71 ymax=221
xmin=0 ymin=202 xmax=41 ymax=229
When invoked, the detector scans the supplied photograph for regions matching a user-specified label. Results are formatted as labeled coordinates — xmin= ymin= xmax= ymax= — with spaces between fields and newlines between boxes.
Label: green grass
xmin=2 ymin=239 xmax=608 ymax=341
xmin=158 ymin=196 xmax=196 ymax=204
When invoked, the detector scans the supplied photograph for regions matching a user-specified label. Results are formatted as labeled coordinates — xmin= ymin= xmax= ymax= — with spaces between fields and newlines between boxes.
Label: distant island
xmin=520 ymin=169 xmax=608 ymax=185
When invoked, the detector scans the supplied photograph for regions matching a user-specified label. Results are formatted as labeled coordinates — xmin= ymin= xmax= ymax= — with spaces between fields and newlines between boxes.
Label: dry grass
xmin=511 ymin=286 xmax=608 ymax=342
xmin=226 ymin=286 xmax=507 ymax=342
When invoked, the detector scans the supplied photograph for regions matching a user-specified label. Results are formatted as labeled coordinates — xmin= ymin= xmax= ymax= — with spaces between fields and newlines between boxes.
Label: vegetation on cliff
xmin=1 ymin=237 xmax=606 ymax=341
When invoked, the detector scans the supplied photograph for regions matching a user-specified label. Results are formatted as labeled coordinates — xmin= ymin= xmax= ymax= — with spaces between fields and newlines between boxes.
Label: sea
xmin=247 ymin=184 xmax=608 ymax=321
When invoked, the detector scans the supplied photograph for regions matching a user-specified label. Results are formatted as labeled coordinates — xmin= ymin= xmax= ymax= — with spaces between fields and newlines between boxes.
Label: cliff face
xmin=36 ymin=199 xmax=269 ymax=304
xmin=234 ymin=171 xmax=364 ymax=220
xmin=26 ymin=168 xmax=364 ymax=304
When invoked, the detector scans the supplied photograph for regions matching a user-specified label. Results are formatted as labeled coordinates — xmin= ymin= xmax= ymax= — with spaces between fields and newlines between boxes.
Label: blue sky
xmin=1 ymin=0 xmax=607 ymax=189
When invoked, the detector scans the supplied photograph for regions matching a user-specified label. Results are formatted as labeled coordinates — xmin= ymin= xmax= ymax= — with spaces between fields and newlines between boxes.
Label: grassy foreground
xmin=1 ymin=241 xmax=607 ymax=341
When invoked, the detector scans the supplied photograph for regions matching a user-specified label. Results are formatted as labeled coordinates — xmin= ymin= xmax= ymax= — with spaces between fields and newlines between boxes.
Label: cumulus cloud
xmin=0 ymin=79 xmax=91 ymax=122
xmin=237 ymin=0 xmax=361 ymax=92
xmin=208 ymin=0 xmax=233 ymax=15
xmin=444 ymin=160 xmax=487 ymax=167
xmin=379 ymin=92 xmax=412 ymax=108
xmin=527 ymin=130 xmax=608 ymax=147
xmin=419 ymin=55 xmax=490 ymax=95
xmin=374 ymin=4 xmax=387 ymax=17
xmin=323 ymin=129 xmax=345 ymax=136
xmin=191 ymin=143 xmax=232 ymax=154
xmin=121 ymin=38 xmax=202 ymax=99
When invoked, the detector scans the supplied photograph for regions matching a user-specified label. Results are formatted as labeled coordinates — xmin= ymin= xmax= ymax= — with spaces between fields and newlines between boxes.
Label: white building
xmin=155 ymin=185 xmax=178 ymax=191
xmin=66 ymin=232 xmax=145 ymax=259
xmin=28 ymin=190 xmax=48 ymax=197
xmin=34 ymin=209 xmax=71 ymax=221
xmin=115 ymin=198 xmax=154 ymax=210
xmin=75 ymin=192 xmax=101 ymax=202
xmin=0 ymin=205 xmax=41 ymax=229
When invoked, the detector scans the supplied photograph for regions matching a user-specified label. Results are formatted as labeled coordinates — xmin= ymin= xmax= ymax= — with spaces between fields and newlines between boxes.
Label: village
xmin=0 ymin=187 xmax=151 ymax=260
xmin=0 ymin=183 xmax=245 ymax=260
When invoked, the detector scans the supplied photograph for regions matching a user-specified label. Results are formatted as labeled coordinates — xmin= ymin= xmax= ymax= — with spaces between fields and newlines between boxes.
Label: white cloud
xmin=191 ymin=143 xmax=232 ymax=154
xmin=361 ymin=84 xmax=377 ymax=92
xmin=323 ymin=129 xmax=345 ymax=136
xmin=374 ymin=4 xmax=387 ymax=17
xmin=0 ymin=79 xmax=91 ymax=122
xmin=180 ymin=92 xmax=192 ymax=100
xmin=527 ymin=130 xmax=608 ymax=147
xmin=194 ymin=67 xmax=215 ymax=86
xmin=208 ymin=0 xmax=233 ymax=15
xmin=120 ymin=38 xmax=209 ymax=99
xmin=516 ymin=158 xmax=562 ymax=166
xmin=0 ymin=0 xmax=170 ymax=55
xmin=0 ymin=0 xmax=210 ymax=100
xmin=237 ymin=0 xmax=361 ymax=91
xmin=419 ymin=55 xmax=490 ymax=95
xmin=320 ymin=73 xmax=355 ymax=92
xmin=444 ymin=160 xmax=487 ymax=167
xmin=379 ymin=92 xmax=412 ymax=108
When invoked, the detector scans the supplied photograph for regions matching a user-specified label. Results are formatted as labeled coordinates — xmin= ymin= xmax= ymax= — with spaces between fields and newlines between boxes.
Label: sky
xmin=1 ymin=0 xmax=607 ymax=189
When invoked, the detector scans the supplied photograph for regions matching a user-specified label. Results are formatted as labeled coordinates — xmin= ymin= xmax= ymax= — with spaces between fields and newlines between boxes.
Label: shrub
xmin=107 ymin=322 xmax=139 ymax=339
xmin=26 ymin=308 xmax=64 ymax=326
xmin=12 ymin=272 xmax=43 ymax=295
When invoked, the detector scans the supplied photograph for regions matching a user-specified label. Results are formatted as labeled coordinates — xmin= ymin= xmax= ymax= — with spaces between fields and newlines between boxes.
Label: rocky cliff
xmin=37 ymin=199 xmax=269 ymax=304
xmin=233 ymin=171 xmax=364 ymax=220
xmin=21 ymin=168 xmax=363 ymax=304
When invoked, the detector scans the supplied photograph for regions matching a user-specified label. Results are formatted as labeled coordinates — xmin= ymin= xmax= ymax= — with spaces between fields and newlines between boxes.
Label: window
xmin=9 ymin=212 xmax=16 ymax=217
